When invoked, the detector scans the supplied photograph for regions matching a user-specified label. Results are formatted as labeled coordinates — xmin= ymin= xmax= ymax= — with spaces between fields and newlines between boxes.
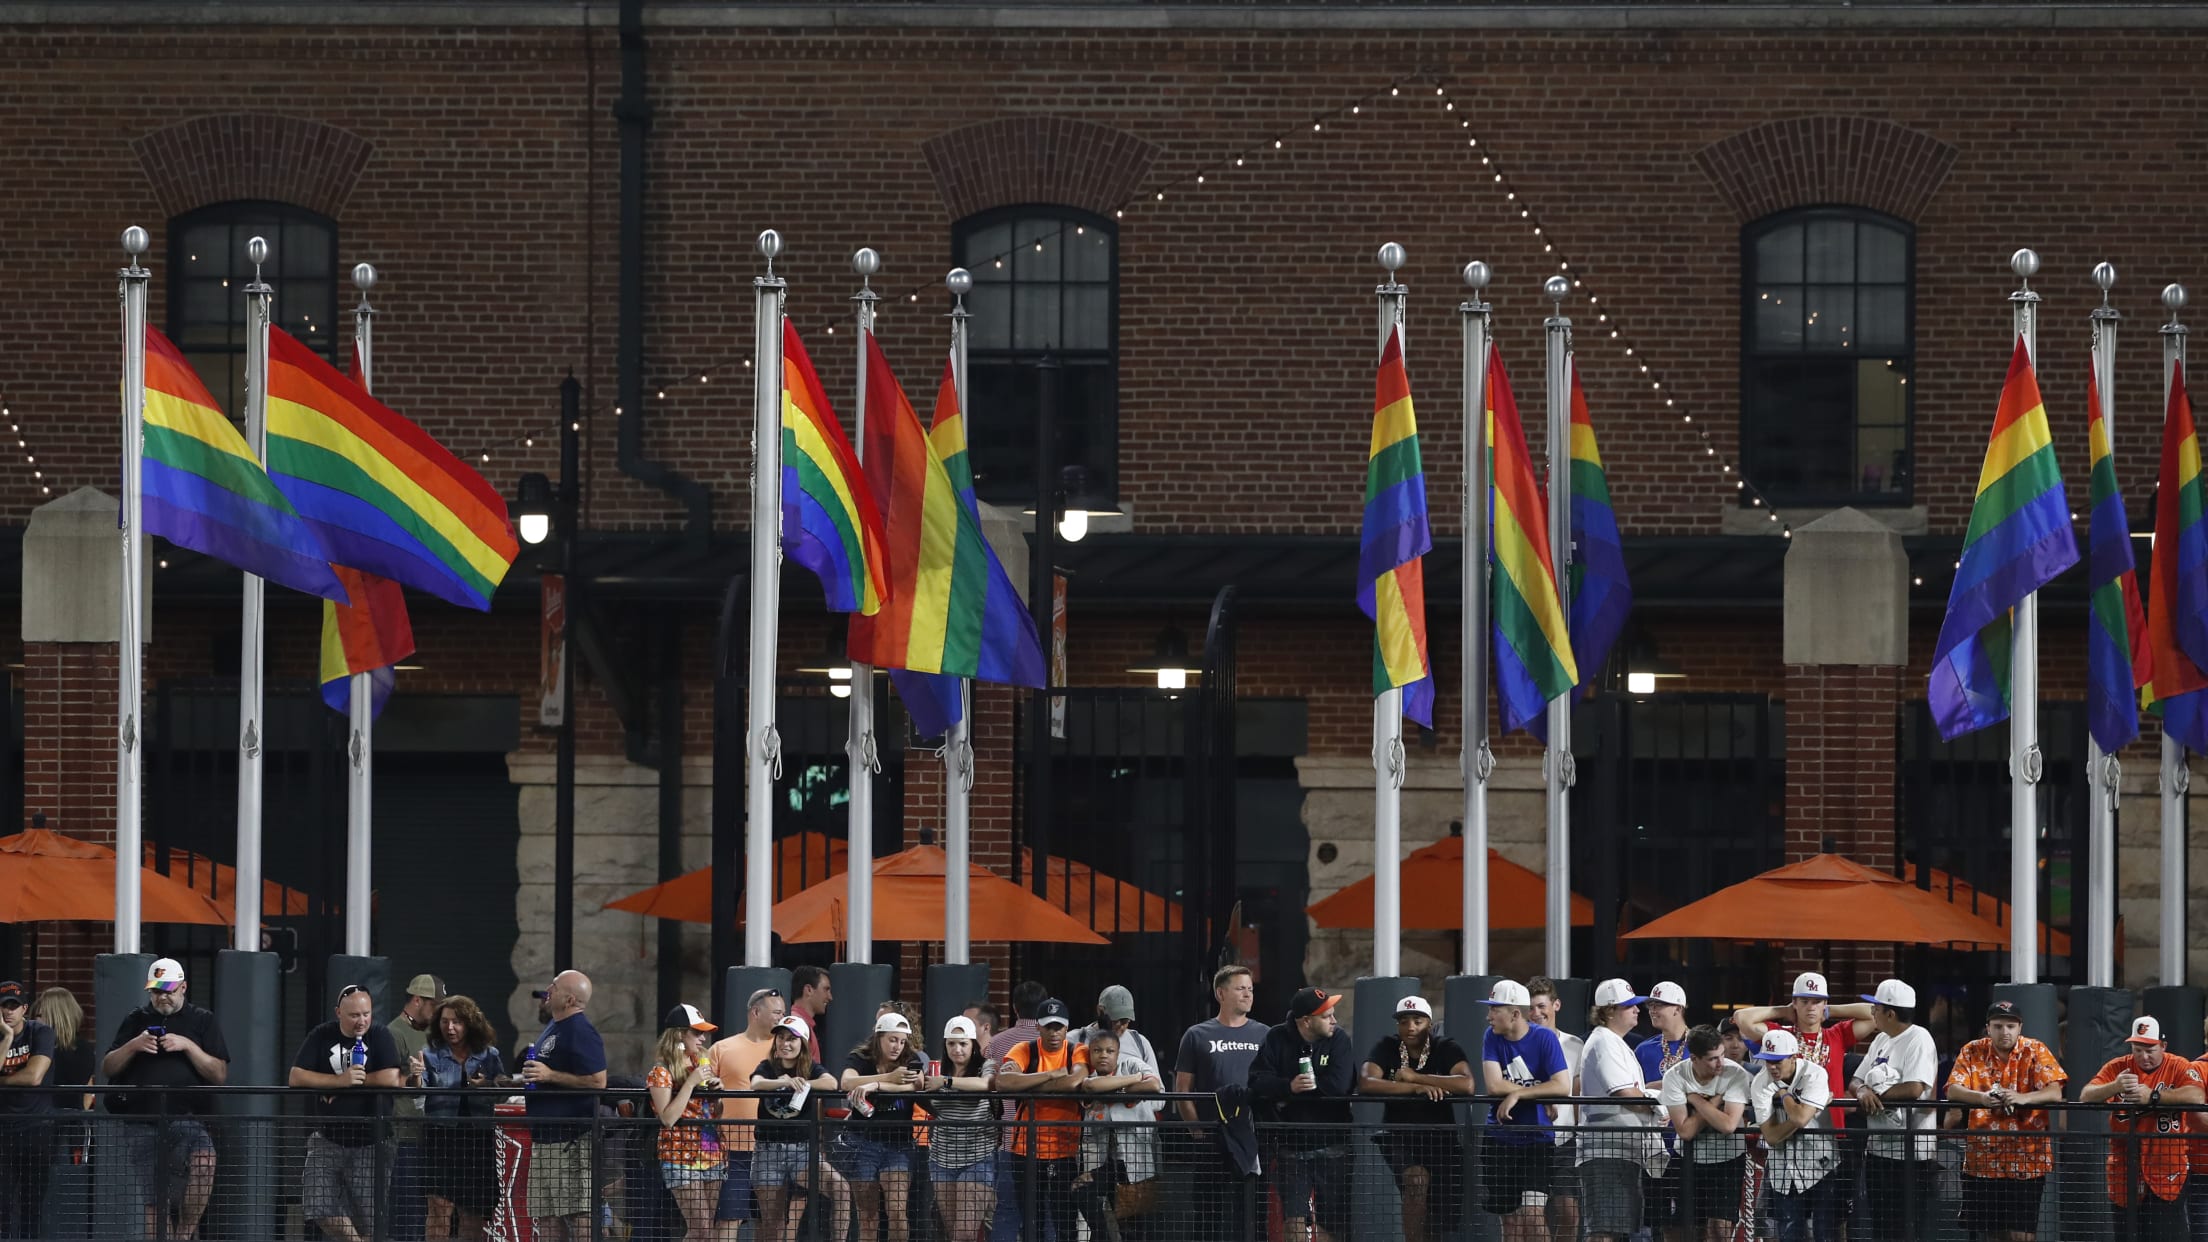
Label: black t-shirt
xmin=292 ymin=1021 xmax=403 ymax=1147
xmin=753 ymin=1065 xmax=829 ymax=1144
xmin=50 ymin=1038 xmax=95 ymax=1112
xmin=524 ymin=1012 xmax=608 ymax=1142
xmin=108 ymin=1003 xmax=231 ymax=1116
xmin=843 ymin=1048 xmax=929 ymax=1145
xmin=1367 ymin=1035 xmax=1472 ymax=1128
xmin=1 ymin=1018 xmax=56 ymax=1115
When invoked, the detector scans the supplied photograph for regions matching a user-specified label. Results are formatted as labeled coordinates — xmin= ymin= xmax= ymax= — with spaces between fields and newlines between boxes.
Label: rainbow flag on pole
xmin=1565 ymin=359 xmax=1632 ymax=688
xmin=1487 ymin=345 xmax=1577 ymax=733
xmin=2085 ymin=366 xmax=2149 ymax=752
xmin=1929 ymin=337 xmax=2078 ymax=740
xmin=265 ymin=328 xmax=517 ymax=610
xmin=2144 ymin=359 xmax=2208 ymax=750
xmin=1358 ymin=325 xmax=1433 ymax=727
xmin=139 ymin=327 xmax=347 ymax=603
xmin=782 ymin=321 xmax=889 ymax=616
xmin=319 ymin=565 xmax=415 ymax=718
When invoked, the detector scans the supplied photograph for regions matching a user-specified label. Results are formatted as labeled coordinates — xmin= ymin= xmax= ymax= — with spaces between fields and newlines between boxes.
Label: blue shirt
xmin=1482 ymin=1025 xmax=1567 ymax=1144
xmin=525 ymin=1012 xmax=607 ymax=1139
xmin=1636 ymin=1033 xmax=1690 ymax=1085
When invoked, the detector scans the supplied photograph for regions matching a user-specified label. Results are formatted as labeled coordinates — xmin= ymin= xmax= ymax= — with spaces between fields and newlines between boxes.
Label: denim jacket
xmin=421 ymin=1043 xmax=507 ymax=1118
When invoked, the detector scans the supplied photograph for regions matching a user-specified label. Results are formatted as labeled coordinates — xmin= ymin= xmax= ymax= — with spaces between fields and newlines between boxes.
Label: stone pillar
xmin=1781 ymin=507 xmax=1908 ymax=984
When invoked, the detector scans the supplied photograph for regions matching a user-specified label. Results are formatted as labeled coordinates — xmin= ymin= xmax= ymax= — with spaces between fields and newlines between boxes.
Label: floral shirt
xmin=647 ymin=1063 xmax=725 ymax=1172
xmin=1945 ymin=1036 xmax=2065 ymax=1179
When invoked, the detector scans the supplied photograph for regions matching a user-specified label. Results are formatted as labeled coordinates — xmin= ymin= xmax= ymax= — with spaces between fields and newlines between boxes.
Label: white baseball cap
xmin=1395 ymin=995 xmax=1433 ymax=1019
xmin=1648 ymin=981 xmax=1687 ymax=1007
xmin=873 ymin=1012 xmax=913 ymax=1035
xmin=773 ymin=1013 xmax=812 ymax=1041
xmin=1593 ymin=978 xmax=1648 ymax=1007
xmin=1757 ymin=1029 xmax=1801 ymax=1061
xmin=146 ymin=958 xmax=186 ymax=991
xmin=1792 ymin=971 xmax=1830 ymax=1000
xmin=1487 ymin=980 xmax=1531 ymax=1008
xmin=1861 ymin=979 xmax=1917 ymax=1010
xmin=2128 ymin=1016 xmax=2165 ymax=1046
xmin=943 ymin=1016 xmax=979 ymax=1042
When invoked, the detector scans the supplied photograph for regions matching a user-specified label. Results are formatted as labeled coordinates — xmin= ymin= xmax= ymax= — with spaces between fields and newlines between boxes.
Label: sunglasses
xmin=337 ymin=984 xmax=368 ymax=1001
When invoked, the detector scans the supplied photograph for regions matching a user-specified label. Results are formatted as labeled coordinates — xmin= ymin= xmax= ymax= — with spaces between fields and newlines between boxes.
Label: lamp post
xmin=1029 ymin=354 xmax=1060 ymax=898
xmin=516 ymin=375 xmax=582 ymax=970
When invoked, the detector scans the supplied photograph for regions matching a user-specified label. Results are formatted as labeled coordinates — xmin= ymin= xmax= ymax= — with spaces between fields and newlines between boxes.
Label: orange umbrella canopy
xmin=143 ymin=845 xmax=327 ymax=920
xmin=1901 ymin=863 xmax=2074 ymax=956
xmin=770 ymin=845 xmax=1109 ymax=946
xmin=1306 ymin=835 xmax=1594 ymax=930
xmin=0 ymin=830 xmax=230 ymax=926
xmin=1020 ymin=849 xmax=1183 ymax=934
xmin=1624 ymin=854 xmax=2015 ymax=947
xmin=601 ymin=834 xmax=850 ymax=920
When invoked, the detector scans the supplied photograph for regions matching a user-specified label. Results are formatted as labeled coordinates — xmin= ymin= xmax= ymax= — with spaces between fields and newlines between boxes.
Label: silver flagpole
xmin=2162 ymin=280 xmax=2190 ymax=987
xmin=1542 ymin=274 xmax=1575 ymax=977
xmin=342 ymin=261 xmax=379 ymax=956
xmin=2087 ymin=261 xmax=2121 ymax=988
xmin=2009 ymin=249 xmax=2042 ymax=984
xmin=846 ymin=248 xmax=880 ymax=965
xmin=117 ymin=226 xmax=150 ymax=953
xmin=945 ymin=267 xmax=975 ymax=965
xmin=1459 ymin=261 xmax=1493 ymax=976
xmin=745 ymin=230 xmax=787 ymax=967
xmin=235 ymin=236 xmax=273 ymax=953
xmin=1371 ymin=241 xmax=1408 ymax=980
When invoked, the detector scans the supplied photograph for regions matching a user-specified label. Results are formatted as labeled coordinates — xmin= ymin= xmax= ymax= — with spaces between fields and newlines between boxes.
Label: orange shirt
xmin=1946 ymin=1036 xmax=2065 ymax=1179
xmin=2090 ymin=1052 xmax=2203 ymax=1203
xmin=997 ymin=1039 xmax=1089 ymax=1160
xmin=708 ymin=1031 xmax=775 ymax=1152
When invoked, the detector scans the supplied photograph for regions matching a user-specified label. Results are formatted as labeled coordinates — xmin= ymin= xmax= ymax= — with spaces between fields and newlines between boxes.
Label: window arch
xmin=1740 ymin=207 xmax=1914 ymax=507
xmin=168 ymin=202 xmax=340 ymax=415
xmin=952 ymin=206 xmax=1118 ymax=508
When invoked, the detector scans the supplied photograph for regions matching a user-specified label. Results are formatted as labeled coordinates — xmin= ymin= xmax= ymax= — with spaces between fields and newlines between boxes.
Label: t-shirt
xmin=2091 ymin=1053 xmax=2203 ymax=1204
xmin=1482 ymin=1025 xmax=1568 ymax=1144
xmin=292 ymin=1021 xmax=403 ymax=1147
xmin=1175 ymin=1017 xmax=1269 ymax=1093
xmin=107 ymin=1003 xmax=231 ymax=1117
xmin=1856 ymin=1024 xmax=1938 ymax=1160
xmin=1765 ymin=1021 xmax=1859 ymax=1129
xmin=997 ymin=1038 xmax=1089 ymax=1159
xmin=1366 ymin=1034 xmax=1471 ymax=1129
xmin=752 ymin=1064 xmax=828 ymax=1145
xmin=525 ymin=1012 xmax=608 ymax=1142
xmin=1550 ymin=1028 xmax=1586 ymax=1145
xmin=1577 ymin=1026 xmax=1661 ymax=1172
xmin=1635 ymin=1032 xmax=1691 ymax=1085
xmin=1752 ymin=1058 xmax=1838 ymax=1195
xmin=1660 ymin=1058 xmax=1753 ymax=1163
xmin=925 ymin=1058 xmax=1001 ymax=1171
xmin=843 ymin=1047 xmax=930 ymax=1145
xmin=49 ymin=1037 xmax=96 ymax=1112
xmin=0 ymin=1018 xmax=56 ymax=1115
xmin=647 ymin=1063 xmax=726 ymax=1171
xmin=1946 ymin=1036 xmax=2066 ymax=1179
xmin=388 ymin=1016 xmax=431 ymax=1124
xmin=708 ymin=1031 xmax=776 ymax=1153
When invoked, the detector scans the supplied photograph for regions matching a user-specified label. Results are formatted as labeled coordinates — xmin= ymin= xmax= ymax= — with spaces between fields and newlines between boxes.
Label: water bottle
xmin=522 ymin=1044 xmax=537 ymax=1090
xmin=351 ymin=1038 xmax=367 ymax=1074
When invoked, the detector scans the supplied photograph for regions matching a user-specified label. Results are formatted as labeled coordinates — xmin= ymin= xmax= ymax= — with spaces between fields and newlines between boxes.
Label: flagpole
xmin=1541 ymin=274 xmax=1575 ymax=978
xmin=235 ymin=236 xmax=273 ymax=954
xmin=342 ymin=261 xmax=378 ymax=957
xmin=2006 ymin=248 xmax=2043 ymax=985
xmin=1459 ymin=260 xmax=1493 ymax=976
xmin=117 ymin=226 xmax=150 ymax=954
xmin=1371 ymin=242 xmax=1408 ymax=981
xmin=745 ymin=230 xmax=787 ymax=968
xmin=2162 ymin=280 xmax=2190 ymax=988
xmin=2087 ymin=260 xmax=2121 ymax=989
xmin=945 ymin=267 xmax=975 ymax=966
xmin=845 ymin=249 xmax=880 ymax=965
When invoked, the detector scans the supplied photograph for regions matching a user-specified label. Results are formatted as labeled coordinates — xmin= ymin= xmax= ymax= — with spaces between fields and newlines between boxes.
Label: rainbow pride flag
xmin=139 ymin=327 xmax=346 ymax=603
xmin=2085 ymin=365 xmax=2149 ymax=752
xmin=848 ymin=337 xmax=1043 ymax=738
xmin=1566 ymin=360 xmax=1632 ymax=688
xmin=265 ymin=328 xmax=517 ymax=610
xmin=320 ymin=565 xmax=415 ymax=718
xmin=782 ymin=321 xmax=888 ymax=616
xmin=1929 ymin=338 xmax=2078 ymax=740
xmin=1358 ymin=325 xmax=1433 ymax=727
xmin=1487 ymin=344 xmax=1577 ymax=733
xmin=2144 ymin=359 xmax=2208 ymax=750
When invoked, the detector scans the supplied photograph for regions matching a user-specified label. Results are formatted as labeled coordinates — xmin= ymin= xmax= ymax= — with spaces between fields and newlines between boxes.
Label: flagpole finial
xmin=758 ymin=229 xmax=782 ymax=275
xmin=1377 ymin=242 xmax=1406 ymax=274
xmin=2010 ymin=248 xmax=2040 ymax=282
xmin=121 ymin=226 xmax=149 ymax=257
xmin=947 ymin=267 xmax=972 ymax=298
xmin=2093 ymin=262 xmax=2117 ymax=298
xmin=853 ymin=247 xmax=880 ymax=285
xmin=1544 ymin=274 xmax=1571 ymax=306
xmin=247 ymin=235 xmax=268 ymax=270
xmin=1462 ymin=261 xmax=1491 ymax=292
xmin=2164 ymin=283 xmax=2188 ymax=317
xmin=352 ymin=262 xmax=378 ymax=293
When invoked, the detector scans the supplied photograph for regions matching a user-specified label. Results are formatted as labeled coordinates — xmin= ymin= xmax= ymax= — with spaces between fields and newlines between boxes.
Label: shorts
xmin=1276 ymin=1145 xmax=1352 ymax=1235
xmin=1686 ymin=1156 xmax=1746 ymax=1226
xmin=931 ymin=1157 xmax=997 ymax=1185
xmin=1960 ymin=1174 xmax=2044 ymax=1235
xmin=754 ymin=1141 xmax=830 ymax=1190
xmin=120 ymin=1118 xmax=214 ymax=1209
xmin=424 ymin=1121 xmax=499 ymax=1212
xmin=715 ymin=1151 xmax=754 ymax=1220
xmin=1645 ymin=1157 xmax=1682 ymax=1226
xmin=1578 ymin=1158 xmax=1647 ymax=1236
xmin=663 ymin=1163 xmax=725 ymax=1187
xmin=838 ymin=1134 xmax=916 ymax=1181
xmin=527 ymin=1136 xmax=596 ymax=1219
xmin=1550 ymin=1140 xmax=1580 ymax=1197
xmin=1480 ymin=1139 xmax=1554 ymax=1217
xmin=303 ymin=1132 xmax=393 ymax=1230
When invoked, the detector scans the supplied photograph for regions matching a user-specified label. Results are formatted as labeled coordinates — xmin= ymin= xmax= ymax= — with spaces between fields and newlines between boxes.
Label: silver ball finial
xmin=1544 ymin=274 xmax=1571 ymax=303
xmin=1462 ymin=261 xmax=1491 ymax=291
xmin=2092 ymin=262 xmax=2117 ymax=293
xmin=946 ymin=268 xmax=973 ymax=297
xmin=2010 ymin=248 xmax=2040 ymax=280
xmin=352 ymin=262 xmax=378 ymax=292
xmin=1377 ymin=242 xmax=1406 ymax=274
xmin=2164 ymin=283 xmax=2189 ymax=313
xmin=246 ymin=236 xmax=269 ymax=268
xmin=853 ymin=248 xmax=880 ymax=278
xmin=758 ymin=230 xmax=783 ymax=261
xmin=121 ymin=226 xmax=150 ymax=256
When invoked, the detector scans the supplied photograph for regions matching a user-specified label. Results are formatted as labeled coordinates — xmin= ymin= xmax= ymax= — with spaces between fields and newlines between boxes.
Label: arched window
xmin=167 ymin=202 xmax=340 ymax=415
xmin=952 ymin=206 xmax=1117 ymax=508
xmin=1740 ymin=207 xmax=1914 ymax=506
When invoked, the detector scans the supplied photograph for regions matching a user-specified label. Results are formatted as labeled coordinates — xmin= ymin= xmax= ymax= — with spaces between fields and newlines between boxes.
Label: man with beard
xmin=2084 ymin=1016 xmax=2202 ymax=1235
xmin=1944 ymin=1001 xmax=2065 ymax=1241
xmin=104 ymin=958 xmax=229 ymax=1240
xmin=1360 ymin=995 xmax=1472 ymax=1242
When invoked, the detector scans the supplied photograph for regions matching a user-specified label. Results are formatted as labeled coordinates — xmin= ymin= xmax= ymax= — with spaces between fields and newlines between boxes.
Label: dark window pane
xmin=968 ymin=285 xmax=1011 ymax=350
xmin=1806 ymin=287 xmax=1850 ymax=350
xmin=1806 ymin=218 xmax=1855 ymax=283
xmin=1860 ymin=224 xmax=1908 ymax=283
xmin=1012 ymin=286 xmax=1061 ymax=351
xmin=1013 ymin=218 xmax=1061 ymax=283
xmin=1755 ymin=224 xmax=1802 ymax=283
xmin=1745 ymin=358 xmax=1855 ymax=497
xmin=1755 ymin=287 xmax=1803 ymax=350
xmin=1065 ymin=286 xmax=1110 ymax=351
xmin=963 ymin=223 xmax=1011 ymax=278
xmin=168 ymin=202 xmax=340 ymax=403
xmin=179 ymin=280 xmax=233 ymax=344
xmin=1857 ymin=287 xmax=1908 ymax=352
xmin=1066 ymin=228 xmax=1111 ymax=282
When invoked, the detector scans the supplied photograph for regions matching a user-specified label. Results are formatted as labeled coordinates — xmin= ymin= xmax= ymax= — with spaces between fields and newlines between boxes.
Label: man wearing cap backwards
xmin=994 ymin=997 xmax=1090 ymax=1242
xmin=104 ymin=957 xmax=229 ymax=1240
xmin=1074 ymin=984 xmax=1158 ymax=1071
xmin=1848 ymin=979 xmax=1939 ymax=1242
xmin=1578 ymin=979 xmax=1662 ymax=1242
xmin=2084 ymin=1014 xmax=2203 ymax=1234
xmin=1360 ymin=994 xmax=1473 ymax=1242
xmin=708 ymin=987 xmax=787 ymax=1230
xmin=1749 ymin=1028 xmax=1840 ymax=1242
xmin=388 ymin=973 xmax=444 ymax=1242
xmin=1482 ymin=979 xmax=1573 ymax=1242
xmin=1249 ymin=987 xmax=1358 ymax=1242
xmin=1944 ymin=1000 xmax=2066 ymax=1242
xmin=0 ymin=978 xmax=58 ymax=1238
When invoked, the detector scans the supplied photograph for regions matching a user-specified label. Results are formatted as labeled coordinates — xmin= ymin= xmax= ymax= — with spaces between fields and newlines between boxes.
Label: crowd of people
xmin=3 ymin=957 xmax=2208 ymax=1241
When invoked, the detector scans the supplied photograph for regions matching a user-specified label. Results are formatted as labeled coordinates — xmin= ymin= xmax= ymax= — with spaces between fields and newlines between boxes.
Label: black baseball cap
xmin=1287 ymin=987 xmax=1340 ymax=1021
xmin=1985 ymin=1000 xmax=2023 ymax=1023
xmin=0 ymin=981 xmax=24 ymax=1007
xmin=1036 ymin=998 xmax=1073 ymax=1028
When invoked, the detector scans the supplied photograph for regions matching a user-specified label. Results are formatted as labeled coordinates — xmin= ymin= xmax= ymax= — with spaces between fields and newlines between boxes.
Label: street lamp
xmin=1128 ymin=625 xmax=1196 ymax=691
xmin=515 ymin=375 xmax=582 ymax=970
xmin=1025 ymin=464 xmax=1113 ymax=543
xmin=515 ymin=473 xmax=555 ymax=546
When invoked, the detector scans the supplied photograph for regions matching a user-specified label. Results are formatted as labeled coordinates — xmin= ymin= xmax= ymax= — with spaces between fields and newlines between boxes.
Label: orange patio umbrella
xmin=1901 ymin=863 xmax=2075 ymax=957
xmin=144 ymin=844 xmax=329 ymax=921
xmin=770 ymin=845 xmax=1109 ymax=947
xmin=1020 ymin=849 xmax=1183 ymax=934
xmin=1306 ymin=835 xmax=1594 ymax=930
xmin=0 ymin=830 xmax=230 ymax=925
xmin=601 ymin=833 xmax=850 ymax=919
xmin=1623 ymin=854 xmax=2015 ymax=947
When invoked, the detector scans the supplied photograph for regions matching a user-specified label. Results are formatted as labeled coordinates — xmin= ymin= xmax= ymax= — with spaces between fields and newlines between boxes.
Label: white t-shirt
xmin=1578 ymin=1025 xmax=1662 ymax=1173
xmin=1658 ymin=1059 xmax=1753 ymax=1163
xmin=1752 ymin=1058 xmax=1838 ymax=1195
xmin=1079 ymin=1050 xmax=1164 ymax=1182
xmin=1549 ymin=1028 xmax=1586 ymax=1144
xmin=1856 ymin=1024 xmax=1938 ymax=1160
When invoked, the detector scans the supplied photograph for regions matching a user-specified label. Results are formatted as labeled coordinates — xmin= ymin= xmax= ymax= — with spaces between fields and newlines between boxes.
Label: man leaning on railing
xmin=103 ymin=957 xmax=226 ymax=1241
xmin=288 ymin=983 xmax=404 ymax=1242
xmin=1942 ymin=999 xmax=2066 ymax=1242
xmin=1249 ymin=987 xmax=1356 ymax=1242
xmin=2082 ymin=1015 xmax=2204 ymax=1235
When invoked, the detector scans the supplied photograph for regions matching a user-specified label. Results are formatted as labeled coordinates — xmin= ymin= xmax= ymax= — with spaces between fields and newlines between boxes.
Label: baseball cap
xmin=1287 ymin=987 xmax=1341 ymax=1021
xmin=406 ymin=974 xmax=444 ymax=999
xmin=1861 ymin=979 xmax=1917 ymax=1010
xmin=1758 ymin=1029 xmax=1801 ymax=1061
xmin=1985 ymin=1000 xmax=2024 ymax=1023
xmin=943 ymin=1016 xmax=979 ymax=1042
xmin=146 ymin=958 xmax=186 ymax=992
xmin=663 ymin=1003 xmax=717 ymax=1033
xmin=773 ymin=1012 xmax=812 ymax=1042
xmin=1792 ymin=971 xmax=1830 ymax=1000
xmin=1486 ymin=980 xmax=1531 ymax=1008
xmin=1098 ymin=985 xmax=1136 ymax=1022
xmin=1649 ymin=981 xmax=1687 ymax=1007
xmin=2128 ymin=1016 xmax=2165 ymax=1045
xmin=1395 ymin=995 xmax=1433 ymax=1020
xmin=0 ymin=981 xmax=24 ymax=1008
xmin=874 ymin=1012 xmax=913 ymax=1036
xmin=1036 ymin=998 xmax=1074 ymax=1028
xmin=1593 ymin=978 xmax=1649 ymax=1008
